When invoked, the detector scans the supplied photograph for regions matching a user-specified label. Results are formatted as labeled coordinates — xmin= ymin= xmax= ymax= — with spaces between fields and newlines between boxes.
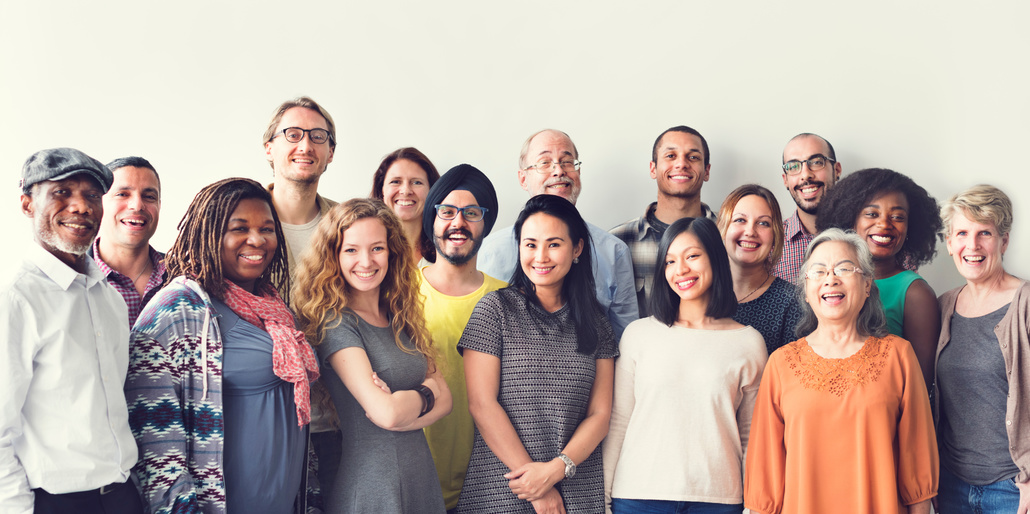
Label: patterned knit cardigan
xmin=126 ymin=276 xmax=321 ymax=514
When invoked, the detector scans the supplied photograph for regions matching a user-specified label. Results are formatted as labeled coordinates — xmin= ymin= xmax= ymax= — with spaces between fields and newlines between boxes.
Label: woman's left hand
xmin=505 ymin=459 xmax=565 ymax=501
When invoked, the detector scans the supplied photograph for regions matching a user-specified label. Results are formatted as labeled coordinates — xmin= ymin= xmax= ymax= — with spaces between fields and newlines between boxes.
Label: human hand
xmin=505 ymin=459 xmax=564 ymax=501
xmin=371 ymin=372 xmax=391 ymax=393
xmin=530 ymin=488 xmax=565 ymax=514
xmin=1016 ymin=478 xmax=1029 ymax=514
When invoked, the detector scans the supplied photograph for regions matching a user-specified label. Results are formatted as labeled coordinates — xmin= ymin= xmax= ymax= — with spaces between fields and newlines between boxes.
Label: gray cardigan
xmin=935 ymin=280 xmax=1030 ymax=484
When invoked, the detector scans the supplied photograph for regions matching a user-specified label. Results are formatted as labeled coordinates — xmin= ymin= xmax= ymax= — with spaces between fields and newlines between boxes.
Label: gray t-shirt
xmin=317 ymin=311 xmax=445 ymax=513
xmin=938 ymin=303 xmax=1019 ymax=485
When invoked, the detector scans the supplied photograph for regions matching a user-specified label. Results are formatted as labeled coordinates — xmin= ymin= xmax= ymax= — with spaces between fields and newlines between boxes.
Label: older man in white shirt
xmin=1 ymin=148 xmax=141 ymax=514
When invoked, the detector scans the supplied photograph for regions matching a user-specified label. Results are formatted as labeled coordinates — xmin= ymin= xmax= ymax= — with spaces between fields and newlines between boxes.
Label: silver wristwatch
xmin=557 ymin=453 xmax=576 ymax=478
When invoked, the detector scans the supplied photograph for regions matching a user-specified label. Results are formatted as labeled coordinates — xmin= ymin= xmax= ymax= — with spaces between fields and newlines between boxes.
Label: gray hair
xmin=794 ymin=228 xmax=888 ymax=339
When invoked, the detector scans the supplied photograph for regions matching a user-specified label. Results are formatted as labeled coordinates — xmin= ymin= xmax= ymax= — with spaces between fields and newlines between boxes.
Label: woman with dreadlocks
xmin=125 ymin=178 xmax=321 ymax=514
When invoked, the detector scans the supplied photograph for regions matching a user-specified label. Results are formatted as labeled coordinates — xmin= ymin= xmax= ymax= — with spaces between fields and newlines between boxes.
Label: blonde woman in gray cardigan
xmin=934 ymin=185 xmax=1030 ymax=514
xmin=603 ymin=217 xmax=766 ymax=514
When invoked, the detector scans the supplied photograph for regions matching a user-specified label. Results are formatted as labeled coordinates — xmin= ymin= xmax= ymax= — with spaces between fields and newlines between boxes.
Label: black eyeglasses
xmin=782 ymin=155 xmax=834 ymax=175
xmin=434 ymin=204 xmax=488 ymax=222
xmin=272 ymin=127 xmax=332 ymax=145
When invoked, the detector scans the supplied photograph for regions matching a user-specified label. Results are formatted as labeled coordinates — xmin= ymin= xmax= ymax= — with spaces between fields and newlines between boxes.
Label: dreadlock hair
xmin=506 ymin=194 xmax=604 ymax=356
xmin=164 ymin=177 xmax=289 ymax=302
xmin=293 ymin=198 xmax=436 ymax=372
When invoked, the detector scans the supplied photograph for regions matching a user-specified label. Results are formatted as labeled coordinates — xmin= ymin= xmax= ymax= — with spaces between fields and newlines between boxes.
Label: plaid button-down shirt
xmin=771 ymin=210 xmax=813 ymax=284
xmin=610 ymin=202 xmax=714 ymax=318
xmin=91 ymin=238 xmax=167 ymax=327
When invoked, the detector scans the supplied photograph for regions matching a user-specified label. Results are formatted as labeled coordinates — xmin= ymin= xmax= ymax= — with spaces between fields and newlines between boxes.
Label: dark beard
xmin=435 ymin=229 xmax=484 ymax=266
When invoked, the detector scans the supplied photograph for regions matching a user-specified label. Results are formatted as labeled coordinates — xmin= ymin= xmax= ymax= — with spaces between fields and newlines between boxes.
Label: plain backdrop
xmin=2 ymin=1 xmax=1028 ymax=295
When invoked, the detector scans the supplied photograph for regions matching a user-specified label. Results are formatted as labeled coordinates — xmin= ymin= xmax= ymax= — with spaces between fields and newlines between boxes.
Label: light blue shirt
xmin=477 ymin=222 xmax=639 ymax=339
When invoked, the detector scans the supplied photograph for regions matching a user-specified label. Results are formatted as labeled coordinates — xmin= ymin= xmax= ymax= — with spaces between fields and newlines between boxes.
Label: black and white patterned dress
xmin=456 ymin=287 xmax=618 ymax=513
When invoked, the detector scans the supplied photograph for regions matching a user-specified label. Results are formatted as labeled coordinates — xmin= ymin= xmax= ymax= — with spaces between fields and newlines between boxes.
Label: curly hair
xmin=369 ymin=147 xmax=441 ymax=263
xmin=165 ymin=177 xmax=289 ymax=302
xmin=716 ymin=184 xmax=784 ymax=271
xmin=292 ymin=198 xmax=436 ymax=371
xmin=816 ymin=168 xmax=942 ymax=268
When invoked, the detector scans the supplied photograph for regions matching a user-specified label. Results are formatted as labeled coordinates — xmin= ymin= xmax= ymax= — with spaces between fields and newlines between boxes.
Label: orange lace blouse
xmin=744 ymin=334 xmax=938 ymax=514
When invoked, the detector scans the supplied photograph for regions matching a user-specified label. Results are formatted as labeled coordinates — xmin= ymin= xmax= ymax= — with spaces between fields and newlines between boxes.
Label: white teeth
xmin=677 ymin=278 xmax=696 ymax=288
xmin=964 ymin=255 xmax=985 ymax=262
xmin=355 ymin=271 xmax=376 ymax=278
xmin=241 ymin=255 xmax=263 ymax=262
xmin=396 ymin=200 xmax=415 ymax=206
xmin=64 ymin=223 xmax=87 ymax=229
xmin=801 ymin=186 xmax=818 ymax=194
xmin=124 ymin=219 xmax=145 ymax=226
xmin=739 ymin=241 xmax=758 ymax=249
xmin=822 ymin=293 xmax=844 ymax=299
xmin=871 ymin=235 xmax=893 ymax=244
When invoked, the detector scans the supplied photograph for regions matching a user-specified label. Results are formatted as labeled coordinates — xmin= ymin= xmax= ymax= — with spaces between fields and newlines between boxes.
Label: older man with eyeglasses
xmin=772 ymin=132 xmax=843 ymax=283
xmin=477 ymin=129 xmax=638 ymax=339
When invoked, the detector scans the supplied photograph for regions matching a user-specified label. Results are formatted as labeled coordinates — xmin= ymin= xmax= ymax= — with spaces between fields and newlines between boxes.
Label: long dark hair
xmin=369 ymin=147 xmax=441 ymax=262
xmin=165 ymin=177 xmax=289 ymax=302
xmin=507 ymin=194 xmax=603 ymax=355
xmin=649 ymin=217 xmax=736 ymax=326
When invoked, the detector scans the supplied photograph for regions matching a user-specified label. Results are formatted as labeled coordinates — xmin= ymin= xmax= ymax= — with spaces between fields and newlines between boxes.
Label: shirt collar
xmin=784 ymin=210 xmax=811 ymax=240
xmin=91 ymin=237 xmax=167 ymax=281
xmin=28 ymin=242 xmax=104 ymax=290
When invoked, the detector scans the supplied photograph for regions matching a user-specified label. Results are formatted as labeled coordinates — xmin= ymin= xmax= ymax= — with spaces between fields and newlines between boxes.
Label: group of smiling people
xmin=89 ymin=120 xmax=1023 ymax=514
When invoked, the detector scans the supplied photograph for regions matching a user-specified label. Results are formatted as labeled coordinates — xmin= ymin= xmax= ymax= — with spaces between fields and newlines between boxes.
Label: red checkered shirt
xmin=772 ymin=210 xmax=814 ymax=284
xmin=90 ymin=238 xmax=167 ymax=327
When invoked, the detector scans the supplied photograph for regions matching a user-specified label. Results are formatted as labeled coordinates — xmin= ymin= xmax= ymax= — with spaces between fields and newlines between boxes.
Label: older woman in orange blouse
xmin=743 ymin=228 xmax=937 ymax=514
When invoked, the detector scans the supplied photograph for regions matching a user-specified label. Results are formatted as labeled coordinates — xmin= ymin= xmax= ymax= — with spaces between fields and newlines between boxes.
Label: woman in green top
xmin=817 ymin=168 xmax=942 ymax=394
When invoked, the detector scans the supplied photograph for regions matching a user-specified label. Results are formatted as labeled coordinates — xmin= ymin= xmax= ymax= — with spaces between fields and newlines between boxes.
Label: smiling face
xmin=519 ymin=212 xmax=583 ymax=299
xmin=854 ymin=190 xmax=909 ymax=264
xmin=220 ymin=198 xmax=278 ymax=293
xmin=382 ymin=158 xmax=430 ymax=223
xmin=518 ymin=131 xmax=582 ymax=204
xmin=100 ymin=166 xmax=161 ymax=250
xmin=339 ymin=217 xmax=389 ymax=298
xmin=432 ymin=189 xmax=486 ymax=266
xmin=264 ymin=106 xmax=335 ymax=185
xmin=664 ymin=230 xmax=712 ymax=305
xmin=782 ymin=135 xmax=841 ymax=214
xmin=22 ymin=174 xmax=104 ymax=268
xmin=651 ymin=131 xmax=710 ymax=200
xmin=804 ymin=240 xmax=871 ymax=325
xmin=946 ymin=208 xmax=1009 ymax=284
xmin=722 ymin=194 xmax=775 ymax=268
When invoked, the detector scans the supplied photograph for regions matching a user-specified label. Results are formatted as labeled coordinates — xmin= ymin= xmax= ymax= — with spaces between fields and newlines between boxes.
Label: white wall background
xmin=2 ymin=1 xmax=1028 ymax=295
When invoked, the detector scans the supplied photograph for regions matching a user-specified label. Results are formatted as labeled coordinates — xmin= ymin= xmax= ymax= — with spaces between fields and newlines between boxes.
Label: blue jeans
xmin=611 ymin=498 xmax=743 ymax=514
xmin=938 ymin=465 xmax=1019 ymax=514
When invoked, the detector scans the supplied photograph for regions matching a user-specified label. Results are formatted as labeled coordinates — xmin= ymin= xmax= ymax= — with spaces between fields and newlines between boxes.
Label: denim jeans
xmin=938 ymin=465 xmax=1020 ymax=514
xmin=611 ymin=498 xmax=744 ymax=514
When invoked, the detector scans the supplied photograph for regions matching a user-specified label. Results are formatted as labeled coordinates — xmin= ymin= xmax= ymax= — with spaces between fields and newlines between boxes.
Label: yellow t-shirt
xmin=420 ymin=267 xmax=506 ymax=510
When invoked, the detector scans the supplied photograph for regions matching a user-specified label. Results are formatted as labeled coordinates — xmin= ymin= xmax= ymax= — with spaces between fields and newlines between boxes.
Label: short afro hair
xmin=816 ymin=168 xmax=942 ymax=269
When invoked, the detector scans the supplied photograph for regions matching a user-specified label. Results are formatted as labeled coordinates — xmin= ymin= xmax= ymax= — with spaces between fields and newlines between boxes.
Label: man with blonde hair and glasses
xmin=478 ymin=129 xmax=638 ymax=338
xmin=262 ymin=96 xmax=341 ymax=497
xmin=773 ymin=132 xmax=843 ymax=282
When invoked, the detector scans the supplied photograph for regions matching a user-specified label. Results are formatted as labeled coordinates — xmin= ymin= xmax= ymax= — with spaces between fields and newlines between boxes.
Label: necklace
xmin=132 ymin=262 xmax=151 ymax=283
xmin=738 ymin=274 xmax=772 ymax=303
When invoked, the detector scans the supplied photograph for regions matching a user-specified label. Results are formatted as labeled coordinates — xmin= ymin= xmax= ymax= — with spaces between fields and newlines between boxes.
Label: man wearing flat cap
xmin=419 ymin=164 xmax=506 ymax=512
xmin=1 ymin=148 xmax=143 ymax=513
xmin=478 ymin=128 xmax=638 ymax=338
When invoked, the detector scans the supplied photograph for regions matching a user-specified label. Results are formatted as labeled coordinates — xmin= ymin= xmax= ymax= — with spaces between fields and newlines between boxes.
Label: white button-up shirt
xmin=0 ymin=244 xmax=137 ymax=513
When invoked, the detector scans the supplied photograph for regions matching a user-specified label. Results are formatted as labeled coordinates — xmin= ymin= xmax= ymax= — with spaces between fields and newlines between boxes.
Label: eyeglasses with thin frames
xmin=434 ymin=204 xmax=488 ymax=222
xmin=804 ymin=265 xmax=864 ymax=280
xmin=523 ymin=160 xmax=582 ymax=174
xmin=782 ymin=155 xmax=834 ymax=176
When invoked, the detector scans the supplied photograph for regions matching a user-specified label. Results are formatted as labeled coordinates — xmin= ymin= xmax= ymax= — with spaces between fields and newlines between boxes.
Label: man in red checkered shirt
xmin=771 ymin=133 xmax=843 ymax=283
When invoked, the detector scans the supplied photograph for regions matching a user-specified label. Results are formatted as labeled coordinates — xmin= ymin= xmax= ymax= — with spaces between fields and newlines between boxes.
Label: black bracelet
xmin=416 ymin=385 xmax=435 ymax=417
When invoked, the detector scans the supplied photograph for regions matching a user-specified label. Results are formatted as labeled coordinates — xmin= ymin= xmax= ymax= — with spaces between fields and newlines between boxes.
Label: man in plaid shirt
xmin=91 ymin=157 xmax=166 ymax=327
xmin=771 ymin=133 xmax=842 ymax=283
xmin=610 ymin=125 xmax=716 ymax=318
